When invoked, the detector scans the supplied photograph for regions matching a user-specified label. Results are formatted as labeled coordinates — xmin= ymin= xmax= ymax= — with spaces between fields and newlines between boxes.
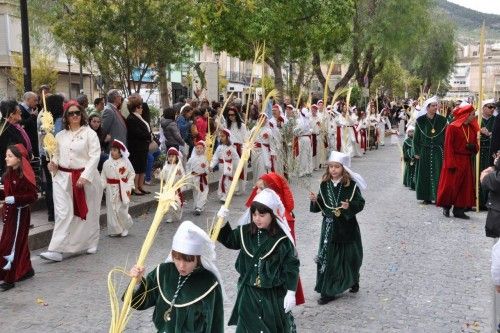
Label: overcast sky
xmin=448 ymin=0 xmax=500 ymax=15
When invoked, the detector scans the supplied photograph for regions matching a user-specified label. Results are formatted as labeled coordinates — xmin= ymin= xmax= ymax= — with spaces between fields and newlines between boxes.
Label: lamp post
xmin=67 ymin=55 xmax=72 ymax=99
xmin=214 ymin=52 xmax=220 ymax=102
xmin=20 ymin=0 xmax=32 ymax=92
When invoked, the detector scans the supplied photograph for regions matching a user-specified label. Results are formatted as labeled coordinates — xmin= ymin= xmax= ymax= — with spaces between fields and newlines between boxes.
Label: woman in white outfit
xmin=41 ymin=101 xmax=103 ymax=262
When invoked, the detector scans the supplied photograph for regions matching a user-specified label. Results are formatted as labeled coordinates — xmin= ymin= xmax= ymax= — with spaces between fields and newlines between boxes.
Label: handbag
xmin=149 ymin=133 xmax=159 ymax=153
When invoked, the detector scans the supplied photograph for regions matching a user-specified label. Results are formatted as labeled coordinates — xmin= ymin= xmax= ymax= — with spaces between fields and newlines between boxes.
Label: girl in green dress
xmin=128 ymin=221 xmax=224 ymax=333
xmin=217 ymin=188 xmax=300 ymax=333
xmin=309 ymin=151 xmax=366 ymax=305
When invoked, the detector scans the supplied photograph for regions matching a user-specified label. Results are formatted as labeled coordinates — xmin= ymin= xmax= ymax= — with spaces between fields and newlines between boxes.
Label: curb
xmin=27 ymin=171 xmax=252 ymax=251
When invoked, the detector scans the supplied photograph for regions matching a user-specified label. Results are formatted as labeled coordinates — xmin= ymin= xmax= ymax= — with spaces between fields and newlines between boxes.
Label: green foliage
xmin=256 ymin=75 xmax=275 ymax=92
xmin=30 ymin=0 xmax=194 ymax=95
xmin=9 ymin=52 xmax=59 ymax=98
xmin=408 ymin=15 xmax=456 ymax=91
xmin=371 ymin=59 xmax=414 ymax=99
xmin=193 ymin=0 xmax=354 ymax=96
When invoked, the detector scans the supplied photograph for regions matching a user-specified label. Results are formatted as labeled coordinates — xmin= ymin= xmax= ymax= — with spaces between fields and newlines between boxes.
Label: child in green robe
xmin=309 ymin=151 xmax=366 ymax=305
xmin=217 ymin=188 xmax=300 ymax=333
xmin=128 ymin=221 xmax=224 ymax=333
xmin=403 ymin=126 xmax=416 ymax=190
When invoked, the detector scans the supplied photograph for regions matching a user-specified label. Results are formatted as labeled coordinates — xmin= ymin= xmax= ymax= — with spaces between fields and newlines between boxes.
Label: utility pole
xmin=20 ymin=0 xmax=32 ymax=92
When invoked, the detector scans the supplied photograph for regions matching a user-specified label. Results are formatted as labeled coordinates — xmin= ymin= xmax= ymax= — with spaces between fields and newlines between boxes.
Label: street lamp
xmin=67 ymin=55 xmax=72 ymax=99
xmin=214 ymin=52 xmax=220 ymax=102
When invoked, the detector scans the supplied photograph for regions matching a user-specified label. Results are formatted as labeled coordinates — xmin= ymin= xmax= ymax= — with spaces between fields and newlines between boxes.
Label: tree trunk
xmin=158 ymin=62 xmax=170 ymax=108
xmin=312 ymin=51 xmax=326 ymax=91
xmin=334 ymin=62 xmax=356 ymax=90
xmin=267 ymin=47 xmax=284 ymax=100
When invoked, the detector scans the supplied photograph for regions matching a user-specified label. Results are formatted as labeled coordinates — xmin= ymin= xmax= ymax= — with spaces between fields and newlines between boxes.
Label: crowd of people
xmin=2 ymin=84 xmax=500 ymax=331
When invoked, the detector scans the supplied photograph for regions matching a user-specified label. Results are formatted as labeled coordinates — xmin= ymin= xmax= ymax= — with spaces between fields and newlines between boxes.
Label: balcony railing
xmin=226 ymin=71 xmax=252 ymax=85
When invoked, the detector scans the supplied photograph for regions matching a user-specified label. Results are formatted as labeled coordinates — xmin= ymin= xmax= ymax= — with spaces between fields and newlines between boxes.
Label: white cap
xmin=237 ymin=188 xmax=295 ymax=245
xmin=417 ymin=96 xmax=438 ymax=118
xmin=167 ymin=221 xmax=225 ymax=296
xmin=326 ymin=151 xmax=367 ymax=190
xmin=483 ymin=99 xmax=495 ymax=107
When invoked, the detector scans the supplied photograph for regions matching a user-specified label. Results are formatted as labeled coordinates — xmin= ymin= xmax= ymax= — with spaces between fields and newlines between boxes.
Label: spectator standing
xmin=161 ymin=107 xmax=185 ymax=151
xmin=0 ymin=100 xmax=32 ymax=175
xmin=18 ymin=92 xmax=39 ymax=157
xmin=101 ymin=89 xmax=127 ymax=149
xmin=126 ymin=96 xmax=152 ymax=195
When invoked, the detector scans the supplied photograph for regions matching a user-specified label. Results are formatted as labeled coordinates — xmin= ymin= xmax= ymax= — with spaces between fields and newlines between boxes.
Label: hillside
xmin=436 ymin=0 xmax=500 ymax=42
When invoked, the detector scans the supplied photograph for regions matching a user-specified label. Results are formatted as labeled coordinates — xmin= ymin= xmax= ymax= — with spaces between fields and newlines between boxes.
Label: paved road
xmin=0 ymin=144 xmax=493 ymax=332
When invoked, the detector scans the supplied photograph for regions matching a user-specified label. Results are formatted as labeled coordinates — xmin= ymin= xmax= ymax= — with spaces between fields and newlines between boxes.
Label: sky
xmin=447 ymin=0 xmax=500 ymax=15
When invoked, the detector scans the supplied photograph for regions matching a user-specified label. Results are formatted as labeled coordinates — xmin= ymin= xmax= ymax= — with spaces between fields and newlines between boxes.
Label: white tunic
xmin=49 ymin=126 xmax=103 ymax=253
xmin=210 ymin=143 xmax=240 ymax=200
xmin=377 ymin=115 xmax=391 ymax=145
xmin=186 ymin=152 xmax=209 ymax=210
xmin=294 ymin=116 xmax=313 ymax=177
xmin=251 ymin=125 xmax=273 ymax=180
xmin=160 ymin=162 xmax=186 ymax=222
xmin=226 ymin=122 xmax=248 ymax=192
xmin=337 ymin=114 xmax=362 ymax=158
xmin=101 ymin=157 xmax=135 ymax=235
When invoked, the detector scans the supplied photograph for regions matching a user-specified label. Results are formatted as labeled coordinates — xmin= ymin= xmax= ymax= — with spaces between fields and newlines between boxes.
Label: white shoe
xmin=144 ymin=180 xmax=151 ymax=185
xmin=87 ymin=247 xmax=97 ymax=254
xmin=120 ymin=230 xmax=129 ymax=237
xmin=40 ymin=251 xmax=63 ymax=262
xmin=165 ymin=218 xmax=173 ymax=223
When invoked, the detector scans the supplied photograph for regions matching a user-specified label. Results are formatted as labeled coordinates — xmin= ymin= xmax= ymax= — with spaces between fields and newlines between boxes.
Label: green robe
xmin=130 ymin=262 xmax=224 ymax=333
xmin=413 ymin=114 xmax=447 ymax=201
xmin=403 ymin=137 xmax=416 ymax=190
xmin=310 ymin=180 xmax=365 ymax=297
xmin=479 ymin=116 xmax=496 ymax=207
xmin=218 ymin=222 xmax=299 ymax=333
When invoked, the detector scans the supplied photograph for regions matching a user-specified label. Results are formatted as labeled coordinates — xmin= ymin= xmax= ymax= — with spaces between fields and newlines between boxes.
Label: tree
xmin=9 ymin=52 xmax=58 ymax=98
xmin=408 ymin=16 xmax=456 ymax=92
xmin=193 ymin=0 xmax=354 ymax=100
xmin=331 ymin=0 xmax=432 ymax=92
xmin=30 ymin=0 xmax=194 ymax=96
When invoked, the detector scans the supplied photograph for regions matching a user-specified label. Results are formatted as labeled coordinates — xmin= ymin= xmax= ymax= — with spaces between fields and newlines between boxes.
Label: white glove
xmin=217 ymin=206 xmax=229 ymax=220
xmin=283 ymin=290 xmax=296 ymax=313
xmin=5 ymin=196 xmax=15 ymax=204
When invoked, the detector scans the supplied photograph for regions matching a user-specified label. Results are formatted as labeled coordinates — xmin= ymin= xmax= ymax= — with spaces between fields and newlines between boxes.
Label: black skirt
xmin=128 ymin=146 xmax=148 ymax=174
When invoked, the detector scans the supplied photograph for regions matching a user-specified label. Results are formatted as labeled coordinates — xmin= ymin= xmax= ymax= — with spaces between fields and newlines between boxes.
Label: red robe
xmin=436 ymin=124 xmax=478 ymax=208
xmin=0 ymin=171 xmax=38 ymax=283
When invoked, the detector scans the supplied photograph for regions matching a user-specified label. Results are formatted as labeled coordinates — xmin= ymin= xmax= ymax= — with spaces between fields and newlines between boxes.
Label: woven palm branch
xmin=108 ymin=164 xmax=192 ymax=333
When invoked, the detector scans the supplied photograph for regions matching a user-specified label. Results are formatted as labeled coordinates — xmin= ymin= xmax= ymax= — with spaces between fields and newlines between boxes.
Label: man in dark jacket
xmin=19 ymin=91 xmax=39 ymax=157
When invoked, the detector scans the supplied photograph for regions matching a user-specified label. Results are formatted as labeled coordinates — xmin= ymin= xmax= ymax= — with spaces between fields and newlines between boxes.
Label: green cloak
xmin=479 ymin=116 xmax=496 ymax=207
xmin=218 ymin=222 xmax=299 ymax=333
xmin=403 ymin=137 xmax=416 ymax=190
xmin=413 ymin=114 xmax=447 ymax=201
xmin=130 ymin=262 xmax=224 ymax=333
xmin=310 ymin=180 xmax=365 ymax=297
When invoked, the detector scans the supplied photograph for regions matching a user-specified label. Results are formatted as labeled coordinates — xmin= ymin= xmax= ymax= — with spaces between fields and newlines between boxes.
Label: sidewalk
xmin=2 ymin=169 xmax=250 ymax=251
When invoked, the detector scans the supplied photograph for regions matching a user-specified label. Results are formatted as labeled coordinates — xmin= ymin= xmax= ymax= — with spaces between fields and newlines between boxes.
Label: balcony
xmin=226 ymin=71 xmax=252 ymax=85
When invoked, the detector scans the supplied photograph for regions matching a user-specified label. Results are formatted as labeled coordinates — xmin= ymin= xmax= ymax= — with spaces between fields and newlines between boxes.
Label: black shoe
xmin=422 ymin=200 xmax=432 ymax=205
xmin=349 ymin=283 xmax=359 ymax=293
xmin=453 ymin=212 xmax=470 ymax=220
xmin=18 ymin=268 xmax=35 ymax=281
xmin=0 ymin=282 xmax=15 ymax=291
xmin=131 ymin=190 xmax=144 ymax=196
xmin=48 ymin=215 xmax=55 ymax=222
xmin=317 ymin=295 xmax=336 ymax=305
xmin=138 ymin=188 xmax=151 ymax=194
xmin=442 ymin=207 xmax=450 ymax=217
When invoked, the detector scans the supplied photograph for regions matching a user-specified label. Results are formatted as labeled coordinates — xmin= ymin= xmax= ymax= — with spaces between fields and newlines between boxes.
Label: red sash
xmin=232 ymin=144 xmax=245 ymax=180
xmin=198 ymin=173 xmax=208 ymax=192
xmin=220 ymin=175 xmax=234 ymax=193
xmin=311 ymin=134 xmax=318 ymax=157
xmin=293 ymin=137 xmax=299 ymax=157
xmin=106 ymin=177 xmax=128 ymax=202
xmin=177 ymin=189 xmax=184 ymax=207
xmin=336 ymin=127 xmax=341 ymax=151
xmin=352 ymin=126 xmax=359 ymax=143
xmin=59 ymin=166 xmax=88 ymax=220
xmin=359 ymin=129 xmax=367 ymax=150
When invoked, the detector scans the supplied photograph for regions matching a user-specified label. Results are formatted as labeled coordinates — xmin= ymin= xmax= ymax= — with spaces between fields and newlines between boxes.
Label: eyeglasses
xmin=67 ymin=111 xmax=82 ymax=117
xmin=228 ymin=113 xmax=236 ymax=116
xmin=486 ymin=105 xmax=495 ymax=109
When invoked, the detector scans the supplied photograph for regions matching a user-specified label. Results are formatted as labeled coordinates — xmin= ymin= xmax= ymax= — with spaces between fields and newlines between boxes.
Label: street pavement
xmin=0 ymin=144 xmax=494 ymax=332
